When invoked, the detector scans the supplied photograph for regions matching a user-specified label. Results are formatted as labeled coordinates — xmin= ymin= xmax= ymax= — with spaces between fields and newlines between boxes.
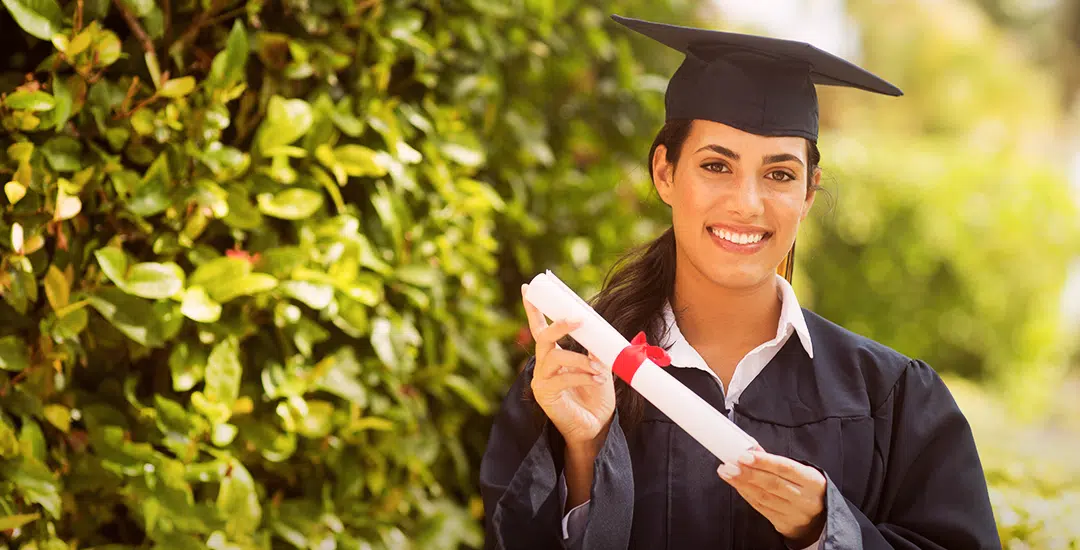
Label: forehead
xmin=686 ymin=120 xmax=807 ymax=160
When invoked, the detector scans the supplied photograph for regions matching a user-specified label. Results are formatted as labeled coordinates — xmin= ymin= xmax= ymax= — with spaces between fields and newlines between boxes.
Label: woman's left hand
xmin=717 ymin=448 xmax=827 ymax=547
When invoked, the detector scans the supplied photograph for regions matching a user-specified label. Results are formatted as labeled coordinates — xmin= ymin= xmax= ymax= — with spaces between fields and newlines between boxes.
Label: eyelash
xmin=767 ymin=171 xmax=797 ymax=182
xmin=700 ymin=162 xmax=797 ymax=182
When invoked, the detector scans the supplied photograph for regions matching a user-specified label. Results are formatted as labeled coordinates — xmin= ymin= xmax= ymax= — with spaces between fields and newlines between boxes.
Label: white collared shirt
xmin=660 ymin=273 xmax=814 ymax=412
xmin=559 ymin=274 xmax=820 ymax=548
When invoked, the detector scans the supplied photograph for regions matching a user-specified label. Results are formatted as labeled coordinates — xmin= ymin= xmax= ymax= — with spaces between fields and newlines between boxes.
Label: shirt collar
xmin=660 ymin=273 xmax=814 ymax=361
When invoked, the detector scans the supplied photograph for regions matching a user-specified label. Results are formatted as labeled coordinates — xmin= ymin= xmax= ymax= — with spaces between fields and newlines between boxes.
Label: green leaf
xmin=212 ymin=273 xmax=278 ymax=302
xmin=180 ymin=286 xmax=222 ymax=323
xmin=145 ymin=50 xmax=162 ymax=89
xmin=5 ymin=181 xmax=27 ymax=204
xmin=44 ymin=264 xmax=69 ymax=310
xmin=53 ymin=306 xmax=88 ymax=339
xmin=4 ymin=90 xmax=55 ymax=111
xmin=94 ymin=247 xmax=129 ymax=286
xmin=0 ymin=512 xmax=40 ymax=530
xmin=42 ymin=404 xmax=70 ymax=432
xmin=0 ymin=417 xmax=20 ymax=457
xmin=211 ymin=423 xmax=238 ymax=446
xmin=93 ymin=30 xmax=122 ymax=66
xmin=217 ymin=460 xmax=262 ymax=538
xmin=223 ymin=186 xmax=263 ymax=230
xmin=443 ymin=374 xmax=492 ymax=414
xmin=65 ymin=28 xmax=92 ymax=56
xmin=54 ymin=188 xmax=82 ymax=220
xmin=441 ymin=142 xmax=485 ymax=167
xmin=204 ymin=338 xmax=241 ymax=409
xmin=168 ymin=342 xmax=206 ymax=392
xmin=0 ymin=335 xmax=30 ymax=371
xmin=19 ymin=419 xmax=45 ymax=462
xmin=257 ymin=188 xmax=324 ymax=220
xmin=119 ymin=0 xmax=152 ymax=16
xmin=159 ymin=76 xmax=196 ymax=98
xmin=51 ymin=74 xmax=73 ymax=129
xmin=128 ymin=153 xmax=172 ymax=217
xmin=334 ymin=144 xmax=388 ymax=177
xmin=314 ymin=348 xmax=367 ymax=406
xmin=88 ymin=288 xmax=165 ymax=347
xmin=124 ymin=262 xmax=185 ymax=299
xmin=41 ymin=135 xmax=82 ymax=171
xmin=209 ymin=21 xmax=249 ymax=90
xmin=281 ymin=281 xmax=333 ymax=309
xmin=190 ymin=256 xmax=251 ymax=287
xmin=256 ymin=96 xmax=313 ymax=151
xmin=0 ymin=0 xmax=62 ymax=41
xmin=8 ymin=457 xmax=62 ymax=518
xmin=396 ymin=265 xmax=440 ymax=288
xmin=296 ymin=400 xmax=334 ymax=438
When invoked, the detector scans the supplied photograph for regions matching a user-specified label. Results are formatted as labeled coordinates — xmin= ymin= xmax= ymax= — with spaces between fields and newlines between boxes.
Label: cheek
xmin=670 ymin=173 xmax=715 ymax=220
xmin=767 ymin=190 xmax=810 ymax=229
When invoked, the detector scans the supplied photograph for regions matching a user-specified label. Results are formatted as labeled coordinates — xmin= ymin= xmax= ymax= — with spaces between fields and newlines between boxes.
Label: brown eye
xmin=767 ymin=170 xmax=796 ymax=182
xmin=702 ymin=162 xmax=730 ymax=174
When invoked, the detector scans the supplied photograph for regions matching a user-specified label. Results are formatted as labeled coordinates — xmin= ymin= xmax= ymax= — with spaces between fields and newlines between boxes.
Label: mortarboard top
xmin=611 ymin=14 xmax=902 ymax=141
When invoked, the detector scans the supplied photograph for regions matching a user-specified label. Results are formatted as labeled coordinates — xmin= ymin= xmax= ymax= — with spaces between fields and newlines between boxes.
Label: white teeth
xmin=710 ymin=227 xmax=765 ymax=245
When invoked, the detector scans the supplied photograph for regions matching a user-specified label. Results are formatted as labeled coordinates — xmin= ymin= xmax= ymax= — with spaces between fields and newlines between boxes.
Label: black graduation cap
xmin=611 ymin=14 xmax=902 ymax=141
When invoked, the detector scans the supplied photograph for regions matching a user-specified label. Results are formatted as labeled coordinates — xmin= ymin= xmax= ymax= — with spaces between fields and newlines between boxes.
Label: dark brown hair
xmin=530 ymin=119 xmax=822 ymax=431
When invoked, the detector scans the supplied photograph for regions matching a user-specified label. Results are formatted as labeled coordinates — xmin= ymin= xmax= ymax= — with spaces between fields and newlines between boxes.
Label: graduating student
xmin=480 ymin=14 xmax=1001 ymax=550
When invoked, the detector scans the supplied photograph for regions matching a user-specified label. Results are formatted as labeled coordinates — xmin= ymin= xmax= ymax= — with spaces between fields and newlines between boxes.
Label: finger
xmin=718 ymin=463 xmax=801 ymax=503
xmin=535 ymin=348 xmax=599 ymax=380
xmin=738 ymin=451 xmax=816 ymax=487
xmin=521 ymin=284 xmax=549 ymax=339
xmin=533 ymin=371 xmax=606 ymax=395
xmin=535 ymin=318 xmax=582 ymax=350
xmin=551 ymin=349 xmax=606 ymax=375
xmin=739 ymin=487 xmax=794 ymax=530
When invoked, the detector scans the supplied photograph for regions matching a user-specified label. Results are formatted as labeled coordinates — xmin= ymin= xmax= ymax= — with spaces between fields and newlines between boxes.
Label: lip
xmin=706 ymin=225 xmax=772 ymax=255
xmin=707 ymin=223 xmax=771 ymax=234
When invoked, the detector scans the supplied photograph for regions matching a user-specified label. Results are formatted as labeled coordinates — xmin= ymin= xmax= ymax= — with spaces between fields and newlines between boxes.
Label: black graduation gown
xmin=479 ymin=309 xmax=1001 ymax=549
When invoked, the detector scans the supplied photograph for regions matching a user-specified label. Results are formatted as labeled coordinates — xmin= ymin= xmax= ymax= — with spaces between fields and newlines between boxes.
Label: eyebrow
xmin=763 ymin=153 xmax=805 ymax=167
xmin=695 ymin=144 xmax=740 ymax=160
xmin=695 ymin=145 xmax=806 ymax=167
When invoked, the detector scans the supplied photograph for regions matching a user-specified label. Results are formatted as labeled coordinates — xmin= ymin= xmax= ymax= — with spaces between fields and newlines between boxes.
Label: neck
xmin=669 ymin=255 xmax=783 ymax=365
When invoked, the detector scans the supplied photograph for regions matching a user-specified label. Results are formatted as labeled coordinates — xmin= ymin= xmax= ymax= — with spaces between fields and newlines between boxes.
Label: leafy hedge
xmin=0 ymin=0 xmax=693 ymax=547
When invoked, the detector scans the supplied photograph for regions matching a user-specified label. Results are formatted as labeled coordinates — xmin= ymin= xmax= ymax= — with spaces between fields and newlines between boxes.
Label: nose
xmin=728 ymin=174 xmax=765 ymax=220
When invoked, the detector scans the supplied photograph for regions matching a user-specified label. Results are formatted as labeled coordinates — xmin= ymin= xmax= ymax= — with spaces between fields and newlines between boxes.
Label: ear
xmin=652 ymin=144 xmax=676 ymax=206
xmin=800 ymin=167 xmax=820 ymax=221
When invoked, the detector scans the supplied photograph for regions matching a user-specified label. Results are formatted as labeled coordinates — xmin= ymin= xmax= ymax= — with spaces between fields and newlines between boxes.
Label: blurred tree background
xmin=0 ymin=0 xmax=1077 ymax=548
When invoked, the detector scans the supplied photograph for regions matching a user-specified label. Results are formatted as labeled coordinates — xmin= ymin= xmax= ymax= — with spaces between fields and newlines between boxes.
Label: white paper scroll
xmin=524 ymin=270 xmax=757 ymax=464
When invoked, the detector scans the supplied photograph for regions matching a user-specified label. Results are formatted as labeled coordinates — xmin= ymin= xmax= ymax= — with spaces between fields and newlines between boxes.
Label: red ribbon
xmin=611 ymin=331 xmax=671 ymax=383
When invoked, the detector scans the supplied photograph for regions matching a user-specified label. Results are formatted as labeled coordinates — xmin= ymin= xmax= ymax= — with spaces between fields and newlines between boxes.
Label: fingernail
xmin=718 ymin=464 xmax=740 ymax=478
xmin=737 ymin=453 xmax=755 ymax=465
xmin=590 ymin=361 xmax=606 ymax=373
xmin=592 ymin=374 xmax=606 ymax=383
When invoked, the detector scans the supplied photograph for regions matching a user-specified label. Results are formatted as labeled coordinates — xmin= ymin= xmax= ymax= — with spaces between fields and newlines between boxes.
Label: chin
xmin=705 ymin=266 xmax=776 ymax=290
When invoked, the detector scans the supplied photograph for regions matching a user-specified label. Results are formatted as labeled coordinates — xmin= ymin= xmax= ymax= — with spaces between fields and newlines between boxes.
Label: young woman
xmin=480 ymin=15 xmax=1001 ymax=550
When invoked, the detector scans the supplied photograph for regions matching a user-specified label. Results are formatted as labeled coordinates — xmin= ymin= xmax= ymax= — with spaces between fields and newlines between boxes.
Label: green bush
xmin=797 ymin=0 xmax=1080 ymax=410
xmin=0 ymin=0 xmax=692 ymax=547
xmin=947 ymin=376 xmax=1080 ymax=549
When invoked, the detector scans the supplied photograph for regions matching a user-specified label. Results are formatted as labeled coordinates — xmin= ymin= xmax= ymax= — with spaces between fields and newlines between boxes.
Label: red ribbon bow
xmin=611 ymin=331 xmax=671 ymax=383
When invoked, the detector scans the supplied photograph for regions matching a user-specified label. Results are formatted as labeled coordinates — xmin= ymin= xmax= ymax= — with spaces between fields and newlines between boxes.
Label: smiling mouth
xmin=707 ymin=226 xmax=772 ymax=245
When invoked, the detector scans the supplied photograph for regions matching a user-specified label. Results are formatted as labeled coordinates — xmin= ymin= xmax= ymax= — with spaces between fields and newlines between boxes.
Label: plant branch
xmin=112 ymin=0 xmax=158 ymax=65
xmin=173 ymin=0 xmax=228 ymax=54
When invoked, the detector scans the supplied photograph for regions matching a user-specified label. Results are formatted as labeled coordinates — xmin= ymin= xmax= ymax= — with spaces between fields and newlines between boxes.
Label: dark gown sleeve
xmin=480 ymin=357 xmax=636 ymax=550
xmin=814 ymin=360 xmax=1001 ymax=549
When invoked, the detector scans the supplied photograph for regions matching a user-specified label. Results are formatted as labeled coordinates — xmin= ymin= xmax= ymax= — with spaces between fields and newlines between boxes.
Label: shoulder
xmin=801 ymin=308 xmax=940 ymax=412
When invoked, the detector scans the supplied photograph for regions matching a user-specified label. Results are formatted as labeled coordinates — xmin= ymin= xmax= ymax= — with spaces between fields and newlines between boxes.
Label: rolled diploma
xmin=524 ymin=270 xmax=757 ymax=465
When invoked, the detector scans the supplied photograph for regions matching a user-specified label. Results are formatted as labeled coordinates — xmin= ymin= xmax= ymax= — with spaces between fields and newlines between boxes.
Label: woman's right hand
xmin=521 ymin=284 xmax=616 ymax=450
